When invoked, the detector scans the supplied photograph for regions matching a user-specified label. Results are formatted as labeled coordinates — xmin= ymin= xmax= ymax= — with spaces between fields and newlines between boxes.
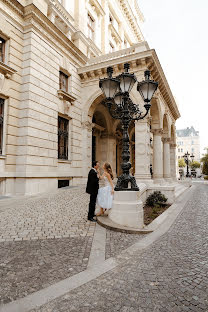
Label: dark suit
xmin=86 ymin=169 xmax=99 ymax=219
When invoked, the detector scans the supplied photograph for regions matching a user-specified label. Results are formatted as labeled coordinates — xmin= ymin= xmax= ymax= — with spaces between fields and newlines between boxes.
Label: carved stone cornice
xmin=119 ymin=0 xmax=144 ymax=42
xmin=89 ymin=0 xmax=105 ymax=16
xmin=2 ymin=0 xmax=24 ymax=17
xmin=0 ymin=61 xmax=17 ymax=78
xmin=23 ymin=4 xmax=87 ymax=66
xmin=57 ymin=90 xmax=76 ymax=102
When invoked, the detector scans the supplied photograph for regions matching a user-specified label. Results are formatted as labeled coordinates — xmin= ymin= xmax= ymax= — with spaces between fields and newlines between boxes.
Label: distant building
xmin=176 ymin=127 xmax=200 ymax=162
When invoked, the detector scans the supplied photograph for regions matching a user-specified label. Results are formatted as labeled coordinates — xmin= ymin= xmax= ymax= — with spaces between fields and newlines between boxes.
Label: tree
xmin=190 ymin=161 xmax=200 ymax=169
xmin=178 ymin=158 xmax=186 ymax=168
xmin=201 ymin=154 xmax=208 ymax=175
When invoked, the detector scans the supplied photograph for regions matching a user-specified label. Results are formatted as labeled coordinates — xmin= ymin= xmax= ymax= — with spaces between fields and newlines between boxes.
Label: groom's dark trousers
xmin=86 ymin=169 xmax=99 ymax=220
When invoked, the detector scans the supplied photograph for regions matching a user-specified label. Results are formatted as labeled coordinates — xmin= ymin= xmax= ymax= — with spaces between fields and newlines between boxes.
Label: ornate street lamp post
xmin=99 ymin=63 xmax=158 ymax=191
xmin=183 ymin=151 xmax=194 ymax=177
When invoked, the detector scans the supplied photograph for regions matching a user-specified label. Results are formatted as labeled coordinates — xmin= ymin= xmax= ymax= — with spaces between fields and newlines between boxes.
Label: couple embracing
xmin=86 ymin=161 xmax=114 ymax=222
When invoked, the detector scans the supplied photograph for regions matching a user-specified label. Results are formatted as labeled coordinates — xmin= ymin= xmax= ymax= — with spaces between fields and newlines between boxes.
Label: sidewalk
xmin=1 ymin=184 xmax=208 ymax=312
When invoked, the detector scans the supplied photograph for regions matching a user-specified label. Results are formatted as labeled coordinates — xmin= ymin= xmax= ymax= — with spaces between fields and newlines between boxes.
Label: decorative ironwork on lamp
xmin=99 ymin=63 xmax=158 ymax=191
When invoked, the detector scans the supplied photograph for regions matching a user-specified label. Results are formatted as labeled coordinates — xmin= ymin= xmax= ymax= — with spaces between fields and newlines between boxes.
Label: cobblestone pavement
xmin=0 ymin=186 xmax=146 ymax=305
xmin=105 ymin=230 xmax=145 ymax=259
xmin=0 ymin=186 xmax=94 ymax=241
xmin=31 ymin=184 xmax=208 ymax=312
xmin=0 ymin=236 xmax=93 ymax=305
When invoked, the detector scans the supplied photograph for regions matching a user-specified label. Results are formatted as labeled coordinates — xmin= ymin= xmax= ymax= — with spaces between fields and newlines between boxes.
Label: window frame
xmin=0 ymin=98 xmax=5 ymax=155
xmin=58 ymin=115 xmax=69 ymax=160
xmin=59 ymin=71 xmax=69 ymax=93
xmin=0 ymin=37 xmax=6 ymax=63
xmin=87 ymin=13 xmax=95 ymax=41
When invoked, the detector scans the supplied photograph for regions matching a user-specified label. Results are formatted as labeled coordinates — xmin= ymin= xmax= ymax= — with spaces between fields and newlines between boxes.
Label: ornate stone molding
xmin=109 ymin=24 xmax=122 ymax=44
xmin=89 ymin=0 xmax=105 ymax=16
xmin=57 ymin=90 xmax=76 ymax=102
xmin=23 ymin=4 xmax=87 ymax=66
xmin=119 ymin=0 xmax=144 ymax=42
xmin=162 ymin=137 xmax=171 ymax=144
xmin=0 ymin=61 xmax=17 ymax=79
xmin=2 ymin=0 xmax=24 ymax=17
xmin=152 ymin=128 xmax=163 ymax=136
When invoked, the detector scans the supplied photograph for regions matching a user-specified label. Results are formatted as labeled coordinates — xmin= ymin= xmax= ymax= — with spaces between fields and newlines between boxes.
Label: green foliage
xmin=146 ymin=191 xmax=167 ymax=207
xmin=190 ymin=161 xmax=200 ymax=169
xmin=204 ymin=175 xmax=208 ymax=180
xmin=178 ymin=158 xmax=186 ymax=168
xmin=201 ymin=154 xmax=208 ymax=175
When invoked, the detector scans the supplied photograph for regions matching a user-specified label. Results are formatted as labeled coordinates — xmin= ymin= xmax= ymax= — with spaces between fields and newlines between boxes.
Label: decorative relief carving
xmin=162 ymin=137 xmax=171 ymax=144
xmin=136 ymin=143 xmax=146 ymax=155
xmin=151 ymin=128 xmax=163 ymax=136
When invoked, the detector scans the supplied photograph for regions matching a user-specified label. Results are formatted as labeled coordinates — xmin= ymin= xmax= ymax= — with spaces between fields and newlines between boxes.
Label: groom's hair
xmin=92 ymin=160 xmax=98 ymax=168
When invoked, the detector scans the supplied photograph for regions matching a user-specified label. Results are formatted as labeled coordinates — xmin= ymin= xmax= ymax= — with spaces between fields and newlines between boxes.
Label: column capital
xmin=162 ymin=138 xmax=171 ymax=144
xmin=152 ymin=128 xmax=163 ymax=136
xmin=170 ymin=143 xmax=177 ymax=148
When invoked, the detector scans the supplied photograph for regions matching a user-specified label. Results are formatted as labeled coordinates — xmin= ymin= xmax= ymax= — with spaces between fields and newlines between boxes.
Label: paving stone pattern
xmin=31 ymin=185 xmax=208 ymax=312
xmin=105 ymin=230 xmax=145 ymax=259
xmin=0 ymin=236 xmax=94 ymax=305
xmin=0 ymin=186 xmax=94 ymax=241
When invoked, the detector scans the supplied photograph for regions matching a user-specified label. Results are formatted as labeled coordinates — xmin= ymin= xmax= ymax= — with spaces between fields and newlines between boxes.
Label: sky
xmin=138 ymin=0 xmax=208 ymax=155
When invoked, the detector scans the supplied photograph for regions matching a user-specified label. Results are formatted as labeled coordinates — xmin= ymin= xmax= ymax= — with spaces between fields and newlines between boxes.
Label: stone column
xmin=134 ymin=119 xmax=151 ymax=181
xmin=152 ymin=129 xmax=163 ymax=182
xmin=170 ymin=143 xmax=177 ymax=181
xmin=163 ymin=138 xmax=171 ymax=181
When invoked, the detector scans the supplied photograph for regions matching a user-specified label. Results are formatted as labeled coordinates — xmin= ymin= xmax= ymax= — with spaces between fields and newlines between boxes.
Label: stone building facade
xmin=0 ymin=0 xmax=180 ymax=196
xmin=176 ymin=127 xmax=200 ymax=162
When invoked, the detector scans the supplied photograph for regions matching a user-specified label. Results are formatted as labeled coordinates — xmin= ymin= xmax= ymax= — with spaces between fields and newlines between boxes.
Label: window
xmin=191 ymin=140 xmax=194 ymax=145
xmin=192 ymin=148 xmax=194 ymax=153
xmin=59 ymin=71 xmax=68 ymax=93
xmin=178 ymin=148 xmax=180 ymax=152
xmin=58 ymin=179 xmax=70 ymax=188
xmin=0 ymin=98 xmax=4 ymax=155
xmin=0 ymin=37 xmax=5 ymax=63
xmin=109 ymin=14 xmax=118 ymax=32
xmin=178 ymin=156 xmax=180 ymax=159
xmin=181 ymin=148 xmax=183 ymax=153
xmin=87 ymin=13 xmax=95 ymax=40
xmin=58 ymin=116 xmax=69 ymax=160
xmin=109 ymin=42 xmax=115 ymax=53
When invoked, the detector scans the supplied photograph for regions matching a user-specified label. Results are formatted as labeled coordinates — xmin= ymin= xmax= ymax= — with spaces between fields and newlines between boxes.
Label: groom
xmin=86 ymin=160 xmax=100 ymax=221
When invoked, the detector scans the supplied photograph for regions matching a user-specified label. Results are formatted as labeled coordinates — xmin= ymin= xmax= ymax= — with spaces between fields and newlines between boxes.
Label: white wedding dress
xmin=97 ymin=176 xmax=113 ymax=209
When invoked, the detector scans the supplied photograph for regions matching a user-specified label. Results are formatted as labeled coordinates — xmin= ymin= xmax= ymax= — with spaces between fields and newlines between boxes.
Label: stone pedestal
xmin=109 ymin=191 xmax=144 ymax=228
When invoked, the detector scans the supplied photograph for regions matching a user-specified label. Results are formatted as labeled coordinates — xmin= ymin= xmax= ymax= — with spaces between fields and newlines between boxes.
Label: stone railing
xmin=87 ymin=41 xmax=149 ymax=65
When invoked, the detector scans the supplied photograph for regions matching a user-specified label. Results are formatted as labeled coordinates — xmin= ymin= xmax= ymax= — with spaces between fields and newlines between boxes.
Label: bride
xmin=96 ymin=162 xmax=114 ymax=216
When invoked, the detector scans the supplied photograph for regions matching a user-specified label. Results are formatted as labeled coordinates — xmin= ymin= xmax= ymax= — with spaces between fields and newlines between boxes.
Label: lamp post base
xmin=109 ymin=191 xmax=144 ymax=228
xmin=114 ymin=174 xmax=139 ymax=191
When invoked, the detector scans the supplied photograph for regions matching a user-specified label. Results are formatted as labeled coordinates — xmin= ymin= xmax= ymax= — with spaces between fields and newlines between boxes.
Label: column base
xmin=109 ymin=191 xmax=144 ymax=229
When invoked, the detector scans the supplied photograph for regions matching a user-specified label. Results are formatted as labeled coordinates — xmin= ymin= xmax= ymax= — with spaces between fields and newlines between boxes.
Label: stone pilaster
xmin=82 ymin=121 xmax=93 ymax=178
xmin=170 ymin=143 xmax=177 ymax=180
xmin=134 ymin=119 xmax=151 ymax=181
xmin=163 ymin=138 xmax=171 ymax=180
xmin=152 ymin=129 xmax=163 ymax=182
